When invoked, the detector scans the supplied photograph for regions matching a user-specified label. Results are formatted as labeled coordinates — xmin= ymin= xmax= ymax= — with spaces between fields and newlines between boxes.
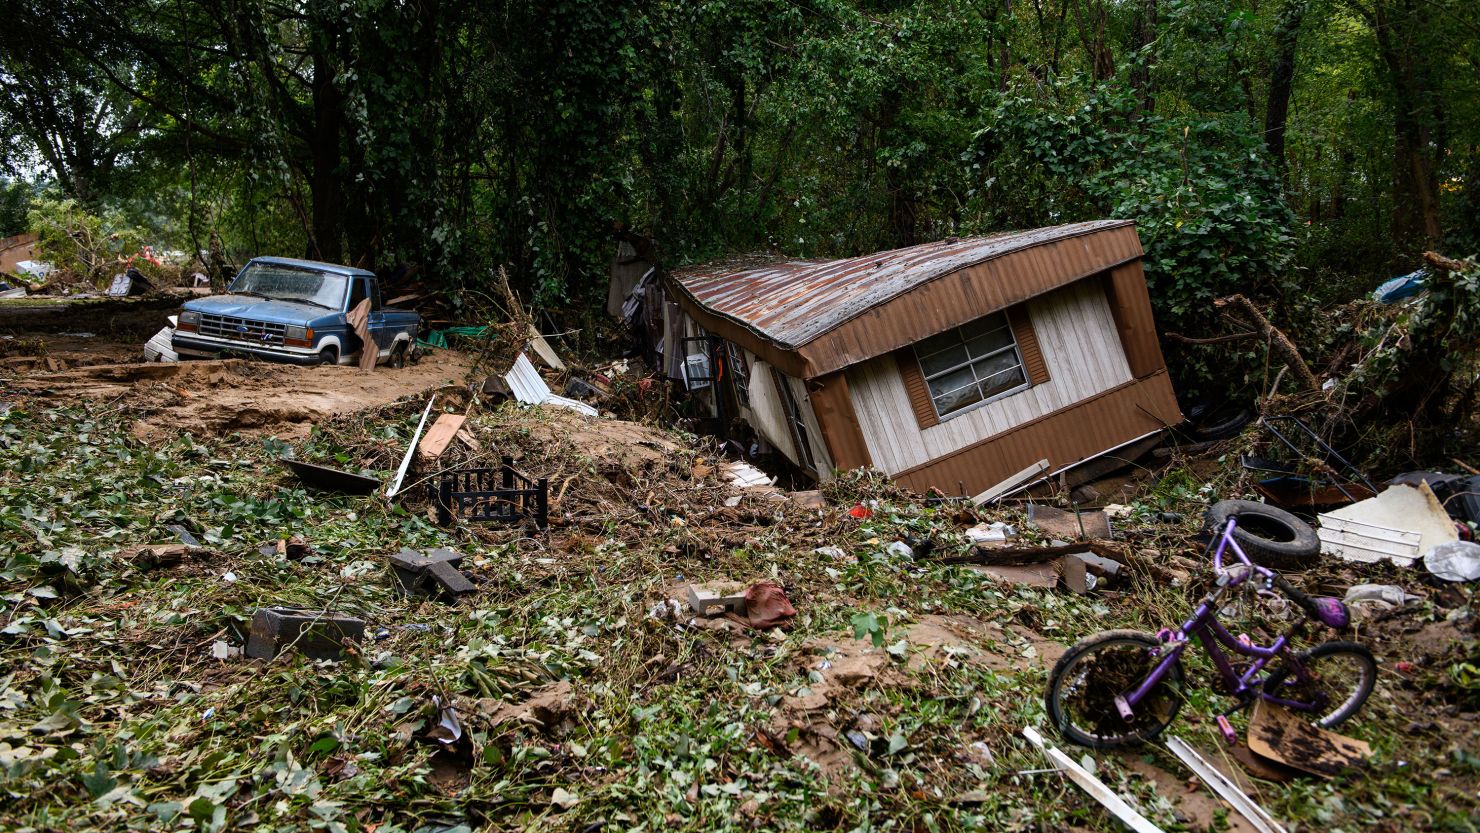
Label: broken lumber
xmin=1165 ymin=736 xmax=1288 ymax=833
xmin=971 ymin=459 xmax=1049 ymax=505
xmin=1021 ymin=727 xmax=1165 ymax=833
xmin=417 ymin=413 xmax=467 ymax=461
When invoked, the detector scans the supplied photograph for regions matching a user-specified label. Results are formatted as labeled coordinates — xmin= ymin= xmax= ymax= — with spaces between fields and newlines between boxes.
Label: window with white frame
xmin=914 ymin=312 xmax=1027 ymax=418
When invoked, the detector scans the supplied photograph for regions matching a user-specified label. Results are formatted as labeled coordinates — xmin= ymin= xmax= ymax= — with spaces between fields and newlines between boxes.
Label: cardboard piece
xmin=1247 ymin=699 xmax=1371 ymax=778
xmin=1027 ymin=504 xmax=1112 ymax=539
xmin=418 ymin=413 xmax=467 ymax=461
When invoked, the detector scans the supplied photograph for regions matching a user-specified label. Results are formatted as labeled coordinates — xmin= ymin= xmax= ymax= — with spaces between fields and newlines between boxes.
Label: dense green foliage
xmin=1 ymin=0 xmax=1477 ymax=347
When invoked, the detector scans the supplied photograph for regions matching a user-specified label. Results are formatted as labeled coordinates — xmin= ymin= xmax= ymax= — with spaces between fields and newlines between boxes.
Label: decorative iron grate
xmin=431 ymin=457 xmax=548 ymax=528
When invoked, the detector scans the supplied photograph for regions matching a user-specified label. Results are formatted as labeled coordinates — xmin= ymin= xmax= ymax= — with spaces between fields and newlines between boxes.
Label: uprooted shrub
xmin=1337 ymin=251 xmax=1480 ymax=463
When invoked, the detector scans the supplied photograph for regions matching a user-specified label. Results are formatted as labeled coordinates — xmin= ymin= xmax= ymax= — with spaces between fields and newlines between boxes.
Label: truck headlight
xmin=178 ymin=310 xmax=200 ymax=331
xmin=284 ymin=325 xmax=307 ymax=341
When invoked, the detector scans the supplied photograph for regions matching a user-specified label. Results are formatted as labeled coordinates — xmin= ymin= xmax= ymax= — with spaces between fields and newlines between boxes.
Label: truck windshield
xmin=230 ymin=262 xmax=348 ymax=309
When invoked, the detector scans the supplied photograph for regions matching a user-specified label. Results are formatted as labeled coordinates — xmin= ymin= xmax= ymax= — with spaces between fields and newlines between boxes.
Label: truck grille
xmin=198 ymin=314 xmax=287 ymax=345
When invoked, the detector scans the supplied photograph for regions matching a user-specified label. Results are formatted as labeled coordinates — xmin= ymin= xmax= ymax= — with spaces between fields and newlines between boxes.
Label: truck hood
xmin=183 ymin=294 xmax=339 ymax=323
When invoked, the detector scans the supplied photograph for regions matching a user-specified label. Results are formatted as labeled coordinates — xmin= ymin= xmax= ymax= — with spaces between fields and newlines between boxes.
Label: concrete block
xmin=243 ymin=606 xmax=364 ymax=660
xmin=686 ymin=582 xmax=748 ymax=617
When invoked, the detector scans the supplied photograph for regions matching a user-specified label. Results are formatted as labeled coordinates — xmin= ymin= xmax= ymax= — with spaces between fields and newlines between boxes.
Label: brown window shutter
xmin=895 ymin=350 xmax=940 ymax=429
xmin=1008 ymin=306 xmax=1050 ymax=386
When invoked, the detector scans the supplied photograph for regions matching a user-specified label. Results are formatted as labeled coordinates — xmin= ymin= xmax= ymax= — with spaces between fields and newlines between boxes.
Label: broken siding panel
xmin=749 ymin=361 xmax=799 ymax=463
xmin=846 ymin=280 xmax=1133 ymax=474
xmin=788 ymin=374 xmax=835 ymax=480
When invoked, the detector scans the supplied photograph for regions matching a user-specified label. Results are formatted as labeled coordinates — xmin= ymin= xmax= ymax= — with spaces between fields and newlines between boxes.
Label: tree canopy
xmin=2 ymin=0 xmax=1476 ymax=338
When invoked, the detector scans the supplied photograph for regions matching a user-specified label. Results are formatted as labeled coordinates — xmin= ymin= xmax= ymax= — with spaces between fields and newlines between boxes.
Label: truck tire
xmin=388 ymin=341 xmax=408 ymax=369
xmin=318 ymin=347 xmax=338 ymax=366
xmin=1204 ymin=500 xmax=1321 ymax=570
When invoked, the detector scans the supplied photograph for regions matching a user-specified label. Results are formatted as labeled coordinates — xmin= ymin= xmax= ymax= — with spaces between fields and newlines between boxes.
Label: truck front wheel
xmin=317 ymin=347 xmax=338 ymax=366
xmin=388 ymin=341 xmax=408 ymax=369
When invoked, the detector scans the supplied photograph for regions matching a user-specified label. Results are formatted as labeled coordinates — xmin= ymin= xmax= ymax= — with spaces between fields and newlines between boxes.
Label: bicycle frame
xmin=1115 ymin=518 xmax=1325 ymax=724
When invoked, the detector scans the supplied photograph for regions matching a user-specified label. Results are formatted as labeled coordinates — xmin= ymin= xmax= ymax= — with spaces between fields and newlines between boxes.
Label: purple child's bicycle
xmin=1046 ymin=500 xmax=1376 ymax=749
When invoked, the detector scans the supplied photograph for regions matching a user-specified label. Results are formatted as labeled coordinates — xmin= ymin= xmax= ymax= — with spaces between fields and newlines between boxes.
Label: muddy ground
xmin=0 ymin=297 xmax=476 ymax=439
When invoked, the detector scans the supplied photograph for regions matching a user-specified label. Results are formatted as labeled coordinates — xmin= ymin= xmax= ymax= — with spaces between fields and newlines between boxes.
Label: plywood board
xmin=417 ymin=414 xmax=466 ymax=461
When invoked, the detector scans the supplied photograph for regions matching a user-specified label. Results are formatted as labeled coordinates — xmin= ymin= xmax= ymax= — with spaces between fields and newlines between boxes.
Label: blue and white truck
xmin=171 ymin=256 xmax=419 ymax=366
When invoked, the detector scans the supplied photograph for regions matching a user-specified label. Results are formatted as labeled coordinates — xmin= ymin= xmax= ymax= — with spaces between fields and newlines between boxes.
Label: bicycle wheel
xmin=1046 ymin=630 xmax=1184 ymax=749
xmin=1263 ymin=641 xmax=1376 ymax=728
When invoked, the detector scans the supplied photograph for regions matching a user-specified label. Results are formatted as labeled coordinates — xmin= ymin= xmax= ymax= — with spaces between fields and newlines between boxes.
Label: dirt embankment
xmin=3 ymin=322 xmax=477 ymax=439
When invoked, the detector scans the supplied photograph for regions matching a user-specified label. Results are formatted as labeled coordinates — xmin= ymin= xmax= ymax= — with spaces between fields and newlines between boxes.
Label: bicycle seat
xmin=1311 ymin=596 xmax=1351 ymax=630
xmin=1272 ymin=573 xmax=1351 ymax=630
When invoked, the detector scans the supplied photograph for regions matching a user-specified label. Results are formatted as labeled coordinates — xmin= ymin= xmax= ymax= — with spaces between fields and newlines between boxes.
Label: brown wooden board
xmin=417 ymin=414 xmax=466 ymax=461
xmin=1247 ymin=699 xmax=1371 ymax=778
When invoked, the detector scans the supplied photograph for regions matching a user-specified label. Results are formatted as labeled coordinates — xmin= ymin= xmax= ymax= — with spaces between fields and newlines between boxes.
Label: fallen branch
xmin=1164 ymin=330 xmax=1258 ymax=345
xmin=1214 ymin=294 xmax=1321 ymax=392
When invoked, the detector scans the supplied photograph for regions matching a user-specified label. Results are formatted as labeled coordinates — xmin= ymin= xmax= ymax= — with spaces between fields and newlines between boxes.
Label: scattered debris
xmin=687 ymin=581 xmax=749 ymax=617
xmin=1020 ymin=726 xmax=1166 ymax=833
xmin=243 ymin=606 xmax=365 ymax=661
xmin=505 ymin=353 xmax=597 ymax=416
xmin=526 ymin=324 xmax=566 ymax=371
xmin=386 ymin=395 xmax=437 ymax=499
xmin=283 ymin=459 xmax=382 ymax=495
xmin=430 ymin=457 xmax=549 ymax=528
xmin=1343 ymin=583 xmax=1422 ymax=611
xmin=972 ymin=459 xmax=1050 ymax=506
xmin=1027 ymin=504 xmax=1110 ymax=539
xmin=964 ymin=521 xmax=1015 ymax=544
xmin=1317 ymin=481 xmax=1458 ymax=565
xmin=1165 ymin=736 xmax=1289 ymax=833
xmin=1424 ymin=540 xmax=1480 ymax=582
xmin=722 ymin=459 xmax=775 ymax=490
xmin=389 ymin=548 xmax=476 ymax=600
xmin=417 ymin=412 xmax=467 ymax=461
xmin=1246 ymin=700 xmax=1370 ymax=778
xmin=257 ymin=536 xmax=314 ymax=560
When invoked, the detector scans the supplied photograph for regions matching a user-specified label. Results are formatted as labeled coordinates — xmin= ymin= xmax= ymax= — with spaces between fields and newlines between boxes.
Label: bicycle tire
xmin=1046 ymin=630 xmax=1184 ymax=749
xmin=1205 ymin=500 xmax=1321 ymax=570
xmin=1263 ymin=640 xmax=1376 ymax=728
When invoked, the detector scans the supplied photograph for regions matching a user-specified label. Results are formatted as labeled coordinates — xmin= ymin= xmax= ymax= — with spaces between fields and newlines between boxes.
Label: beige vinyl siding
xmin=845 ymin=279 xmax=1133 ymax=474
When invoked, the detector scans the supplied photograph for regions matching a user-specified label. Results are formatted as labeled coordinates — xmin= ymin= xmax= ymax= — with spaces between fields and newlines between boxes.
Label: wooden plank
xmin=417 ymin=414 xmax=467 ymax=461
xmin=971 ymin=459 xmax=1049 ymax=505
xmin=1021 ymin=727 xmax=1166 ymax=833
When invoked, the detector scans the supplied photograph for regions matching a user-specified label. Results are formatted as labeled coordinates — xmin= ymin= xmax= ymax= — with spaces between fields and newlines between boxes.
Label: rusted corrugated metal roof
xmin=672 ymin=220 xmax=1132 ymax=351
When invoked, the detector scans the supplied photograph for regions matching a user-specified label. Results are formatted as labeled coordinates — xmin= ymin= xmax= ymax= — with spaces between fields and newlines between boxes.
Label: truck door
xmin=367 ymin=279 xmax=389 ymax=353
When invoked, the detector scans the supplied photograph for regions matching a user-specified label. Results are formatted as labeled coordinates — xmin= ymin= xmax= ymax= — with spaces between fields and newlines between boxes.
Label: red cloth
xmin=743 ymin=580 xmax=796 ymax=629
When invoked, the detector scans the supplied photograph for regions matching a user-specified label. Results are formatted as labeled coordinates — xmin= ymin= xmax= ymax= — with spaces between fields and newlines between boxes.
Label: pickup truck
xmin=172 ymin=256 xmax=419 ymax=366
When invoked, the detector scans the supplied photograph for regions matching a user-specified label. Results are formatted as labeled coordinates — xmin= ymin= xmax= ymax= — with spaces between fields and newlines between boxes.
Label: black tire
xmin=317 ymin=347 xmax=338 ymax=366
xmin=1205 ymin=499 xmax=1320 ymax=570
xmin=1263 ymin=641 xmax=1376 ymax=729
xmin=1193 ymin=407 xmax=1254 ymax=441
xmin=388 ymin=341 xmax=408 ymax=369
xmin=1046 ymin=630 xmax=1184 ymax=749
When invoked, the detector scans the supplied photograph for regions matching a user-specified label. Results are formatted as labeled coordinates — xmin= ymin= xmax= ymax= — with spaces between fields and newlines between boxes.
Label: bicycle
xmin=1045 ymin=500 xmax=1377 ymax=749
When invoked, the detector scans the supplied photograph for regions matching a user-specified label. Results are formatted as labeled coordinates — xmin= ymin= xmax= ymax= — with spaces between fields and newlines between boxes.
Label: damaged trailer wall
xmin=848 ymin=279 xmax=1131 ymax=473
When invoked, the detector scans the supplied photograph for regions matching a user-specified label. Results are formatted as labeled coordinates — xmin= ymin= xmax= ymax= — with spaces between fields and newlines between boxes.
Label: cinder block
xmin=686 ymin=582 xmax=748 ymax=617
xmin=243 ymin=606 xmax=365 ymax=660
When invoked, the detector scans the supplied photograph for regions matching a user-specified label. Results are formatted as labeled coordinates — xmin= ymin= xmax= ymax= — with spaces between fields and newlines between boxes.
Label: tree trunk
xmin=1264 ymin=0 xmax=1306 ymax=180
xmin=308 ymin=27 xmax=343 ymax=263
xmin=1127 ymin=0 xmax=1158 ymax=113
xmin=1369 ymin=0 xmax=1445 ymax=245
